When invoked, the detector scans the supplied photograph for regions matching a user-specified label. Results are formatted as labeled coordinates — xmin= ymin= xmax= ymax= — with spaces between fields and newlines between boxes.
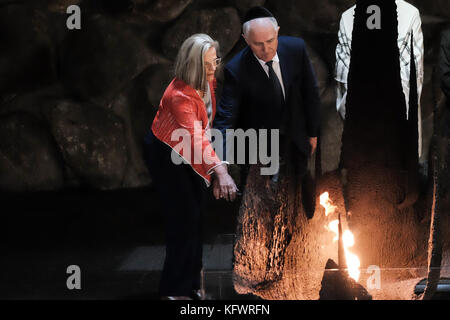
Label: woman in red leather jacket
xmin=143 ymin=34 xmax=238 ymax=300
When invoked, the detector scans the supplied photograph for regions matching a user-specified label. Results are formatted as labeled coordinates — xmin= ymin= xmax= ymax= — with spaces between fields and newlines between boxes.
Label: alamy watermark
xmin=170 ymin=121 xmax=280 ymax=175
xmin=366 ymin=265 xmax=381 ymax=290
xmin=66 ymin=5 xmax=81 ymax=30
xmin=66 ymin=265 xmax=81 ymax=290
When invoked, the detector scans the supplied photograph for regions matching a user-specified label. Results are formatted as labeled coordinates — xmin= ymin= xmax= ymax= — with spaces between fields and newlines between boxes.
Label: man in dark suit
xmin=213 ymin=7 xmax=320 ymax=209
xmin=440 ymin=28 xmax=450 ymax=138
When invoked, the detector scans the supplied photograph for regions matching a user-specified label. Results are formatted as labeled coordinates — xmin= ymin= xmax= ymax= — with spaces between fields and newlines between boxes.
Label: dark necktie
xmin=266 ymin=60 xmax=285 ymax=108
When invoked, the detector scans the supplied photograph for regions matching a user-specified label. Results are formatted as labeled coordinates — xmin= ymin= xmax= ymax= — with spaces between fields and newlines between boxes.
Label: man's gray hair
xmin=174 ymin=33 xmax=219 ymax=92
xmin=242 ymin=17 xmax=278 ymax=37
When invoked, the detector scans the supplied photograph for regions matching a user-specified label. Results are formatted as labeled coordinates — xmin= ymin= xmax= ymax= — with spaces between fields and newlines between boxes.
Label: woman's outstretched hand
xmin=212 ymin=164 xmax=238 ymax=201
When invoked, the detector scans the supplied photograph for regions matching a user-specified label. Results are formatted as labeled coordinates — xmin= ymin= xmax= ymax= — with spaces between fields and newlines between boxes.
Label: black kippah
xmin=243 ymin=6 xmax=274 ymax=24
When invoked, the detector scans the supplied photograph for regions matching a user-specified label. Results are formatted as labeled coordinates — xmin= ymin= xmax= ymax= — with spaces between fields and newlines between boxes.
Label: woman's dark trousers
xmin=143 ymin=130 xmax=207 ymax=297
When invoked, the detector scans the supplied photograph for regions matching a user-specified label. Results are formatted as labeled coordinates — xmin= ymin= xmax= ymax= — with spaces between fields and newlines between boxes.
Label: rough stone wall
xmin=0 ymin=0 xmax=448 ymax=191
xmin=234 ymin=168 xmax=346 ymax=300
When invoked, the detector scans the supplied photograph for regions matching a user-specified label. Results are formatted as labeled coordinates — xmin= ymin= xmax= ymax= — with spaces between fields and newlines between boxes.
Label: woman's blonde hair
xmin=174 ymin=34 xmax=219 ymax=92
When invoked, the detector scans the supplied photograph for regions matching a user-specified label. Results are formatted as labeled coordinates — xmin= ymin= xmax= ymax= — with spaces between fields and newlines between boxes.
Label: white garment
xmin=203 ymin=82 xmax=213 ymax=124
xmin=254 ymin=53 xmax=286 ymax=99
xmin=335 ymin=0 xmax=424 ymax=156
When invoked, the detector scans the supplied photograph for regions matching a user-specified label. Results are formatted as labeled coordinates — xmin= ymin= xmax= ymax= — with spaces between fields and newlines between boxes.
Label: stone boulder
xmin=234 ymin=0 xmax=266 ymax=16
xmin=60 ymin=14 xmax=161 ymax=106
xmin=126 ymin=63 xmax=173 ymax=141
xmin=108 ymin=64 xmax=173 ymax=189
xmin=0 ymin=4 xmax=56 ymax=95
xmin=81 ymin=0 xmax=134 ymax=15
xmin=131 ymin=0 xmax=193 ymax=22
xmin=48 ymin=100 xmax=128 ymax=190
xmin=108 ymin=63 xmax=173 ymax=188
xmin=45 ymin=0 xmax=82 ymax=13
xmin=162 ymin=7 xmax=241 ymax=60
xmin=0 ymin=112 xmax=64 ymax=192
xmin=408 ymin=0 xmax=450 ymax=21
xmin=267 ymin=0 xmax=354 ymax=35
xmin=307 ymin=46 xmax=331 ymax=98
xmin=0 ymin=85 xmax=65 ymax=120
xmin=319 ymin=86 xmax=342 ymax=174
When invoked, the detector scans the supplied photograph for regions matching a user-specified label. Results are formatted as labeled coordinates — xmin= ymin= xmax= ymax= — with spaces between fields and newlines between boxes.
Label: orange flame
xmin=320 ymin=192 xmax=360 ymax=281
xmin=320 ymin=192 xmax=337 ymax=216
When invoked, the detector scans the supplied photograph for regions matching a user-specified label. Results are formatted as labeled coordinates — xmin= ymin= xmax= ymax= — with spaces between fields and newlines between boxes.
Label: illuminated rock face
xmin=233 ymin=164 xmax=342 ymax=300
xmin=340 ymin=0 xmax=427 ymax=269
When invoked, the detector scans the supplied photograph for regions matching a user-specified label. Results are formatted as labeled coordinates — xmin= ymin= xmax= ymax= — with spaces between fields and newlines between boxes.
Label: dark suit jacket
xmin=214 ymin=36 xmax=321 ymax=160
xmin=439 ymin=28 xmax=450 ymax=137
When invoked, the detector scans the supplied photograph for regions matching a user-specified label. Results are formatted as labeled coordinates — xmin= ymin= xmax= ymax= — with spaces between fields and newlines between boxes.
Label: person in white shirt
xmin=335 ymin=0 xmax=424 ymax=158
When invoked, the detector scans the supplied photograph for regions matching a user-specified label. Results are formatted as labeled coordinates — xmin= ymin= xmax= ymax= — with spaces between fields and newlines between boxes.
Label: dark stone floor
xmin=0 ymin=187 xmax=256 ymax=300
xmin=1 ymin=187 xmax=448 ymax=300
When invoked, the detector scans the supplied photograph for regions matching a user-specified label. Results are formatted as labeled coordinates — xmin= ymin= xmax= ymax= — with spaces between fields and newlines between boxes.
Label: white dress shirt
xmin=254 ymin=53 xmax=286 ymax=99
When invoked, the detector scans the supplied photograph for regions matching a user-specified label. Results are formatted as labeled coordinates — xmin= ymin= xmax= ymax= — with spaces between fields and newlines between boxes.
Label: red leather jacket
xmin=151 ymin=78 xmax=224 ymax=186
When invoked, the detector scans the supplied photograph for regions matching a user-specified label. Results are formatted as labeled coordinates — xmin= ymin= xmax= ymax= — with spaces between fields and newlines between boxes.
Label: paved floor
xmin=0 ymin=187 xmax=447 ymax=300
xmin=0 ymin=187 xmax=256 ymax=300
